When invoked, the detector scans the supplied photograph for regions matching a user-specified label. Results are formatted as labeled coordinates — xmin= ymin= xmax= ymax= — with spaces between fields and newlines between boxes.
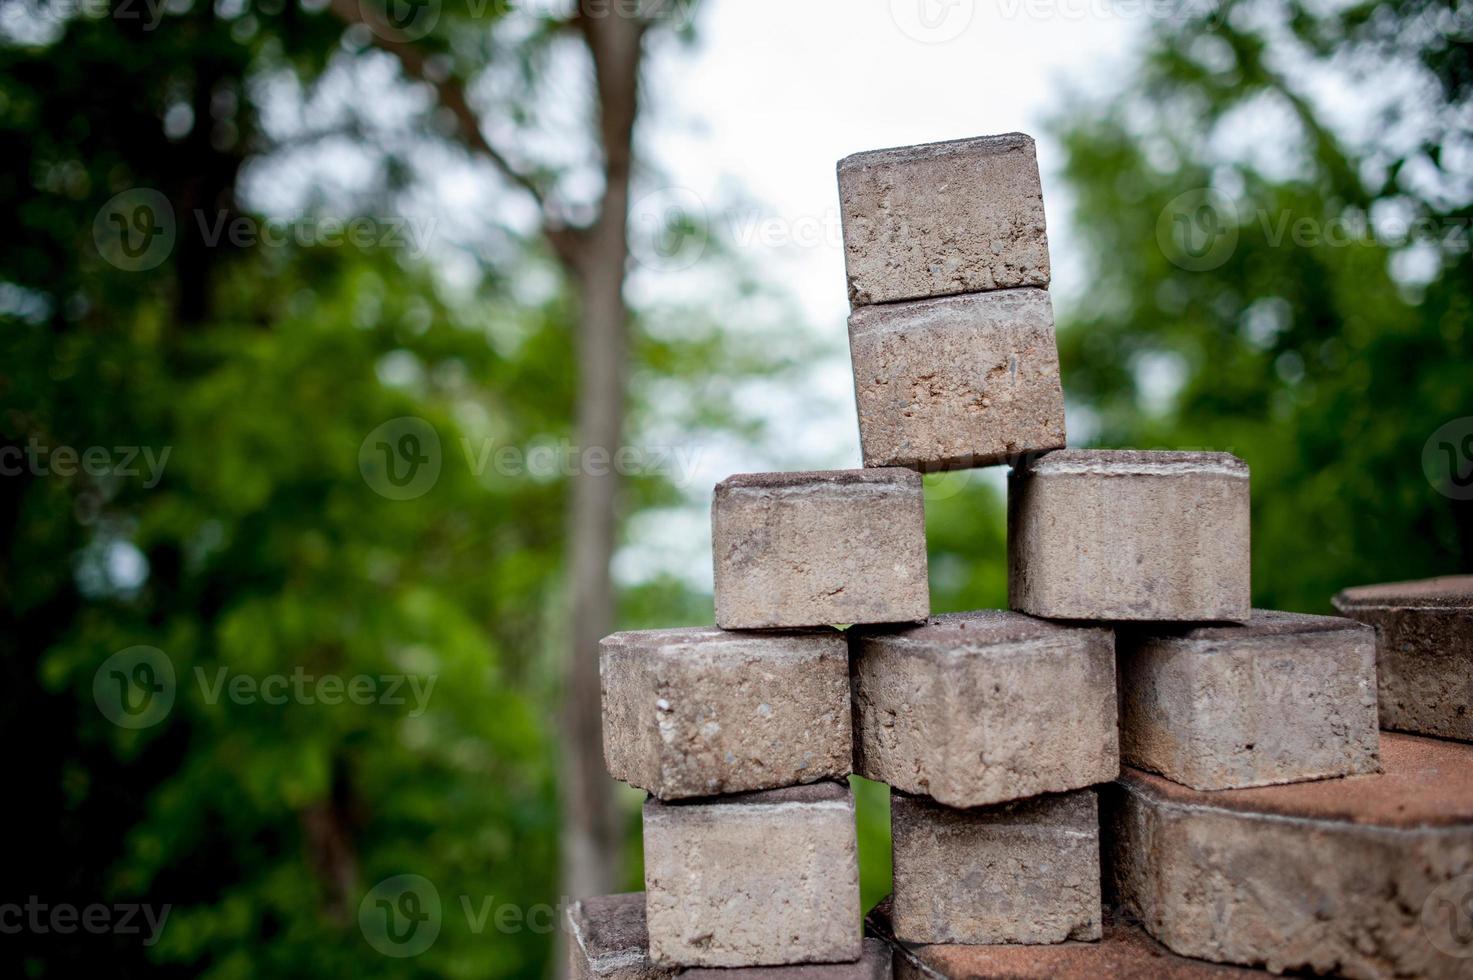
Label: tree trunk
xmin=558 ymin=5 xmax=646 ymax=926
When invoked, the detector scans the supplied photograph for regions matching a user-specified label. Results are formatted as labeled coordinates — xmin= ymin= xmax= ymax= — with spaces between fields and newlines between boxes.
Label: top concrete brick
xmin=838 ymin=133 xmax=1050 ymax=307
xmin=1334 ymin=575 xmax=1472 ymax=743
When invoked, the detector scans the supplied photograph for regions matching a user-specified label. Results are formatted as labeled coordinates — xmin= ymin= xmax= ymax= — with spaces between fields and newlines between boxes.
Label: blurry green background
xmin=2 ymin=0 xmax=1470 ymax=976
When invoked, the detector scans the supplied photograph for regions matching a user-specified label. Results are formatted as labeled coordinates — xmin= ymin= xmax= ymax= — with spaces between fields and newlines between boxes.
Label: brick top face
xmin=1119 ymin=732 xmax=1473 ymax=828
xmin=1334 ymin=575 xmax=1473 ymax=610
xmin=600 ymin=627 xmax=843 ymax=657
xmin=837 ymin=132 xmax=1035 ymax=173
xmin=569 ymin=893 xmax=649 ymax=964
xmin=857 ymin=610 xmax=1107 ymax=651
xmin=715 ymin=468 xmax=920 ymax=492
xmin=1018 ymin=449 xmax=1249 ymax=478
xmin=1121 ymin=609 xmax=1369 ymax=645
xmin=654 ymin=779 xmax=852 ymax=809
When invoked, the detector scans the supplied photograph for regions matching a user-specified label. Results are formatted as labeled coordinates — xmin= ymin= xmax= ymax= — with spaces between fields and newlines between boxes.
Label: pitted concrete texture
xmin=1008 ymin=450 xmax=1251 ymax=622
xmin=1335 ymin=576 xmax=1473 ymax=742
xmin=600 ymin=627 xmax=851 ymax=800
xmin=643 ymin=781 xmax=862 ymax=968
xmin=567 ymin=893 xmax=673 ymax=980
xmin=848 ymin=288 xmax=1065 ymax=471
xmin=1107 ymin=733 xmax=1473 ymax=979
xmin=1117 ymin=610 xmax=1381 ymax=791
xmin=868 ymin=898 xmax=1270 ymax=978
xmin=679 ymin=938 xmax=891 ymax=980
xmin=851 ymin=611 xmax=1117 ymax=808
xmin=838 ymin=133 xmax=1050 ymax=306
xmin=891 ymin=789 xmax=1102 ymax=946
xmin=712 ymin=469 xmax=929 ymax=629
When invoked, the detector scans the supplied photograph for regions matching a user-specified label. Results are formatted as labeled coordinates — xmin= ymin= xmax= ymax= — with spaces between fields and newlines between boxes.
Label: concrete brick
xmin=848 ymin=288 xmax=1066 ymax=471
xmin=1117 ymin=610 xmax=1381 ymax=791
xmin=600 ymin=627 xmax=851 ymax=800
xmin=567 ymin=894 xmax=889 ymax=980
xmin=838 ymin=133 xmax=1049 ymax=306
xmin=680 ymin=939 xmax=892 ymax=980
xmin=568 ymin=893 xmax=674 ymax=980
xmin=891 ymin=789 xmax=1102 ymax=946
xmin=867 ymin=898 xmax=1270 ymax=978
xmin=644 ymin=781 xmax=862 ymax=968
xmin=712 ymin=469 xmax=929 ymax=630
xmin=1106 ymin=733 xmax=1473 ymax=979
xmin=1008 ymin=450 xmax=1251 ymax=622
xmin=1334 ymin=575 xmax=1473 ymax=742
xmin=851 ymin=611 xmax=1117 ymax=808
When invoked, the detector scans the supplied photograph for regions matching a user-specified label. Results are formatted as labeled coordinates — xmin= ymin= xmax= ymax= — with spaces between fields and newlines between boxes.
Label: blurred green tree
xmin=1049 ymin=0 xmax=1473 ymax=612
xmin=0 ymin=0 xmax=814 ymax=976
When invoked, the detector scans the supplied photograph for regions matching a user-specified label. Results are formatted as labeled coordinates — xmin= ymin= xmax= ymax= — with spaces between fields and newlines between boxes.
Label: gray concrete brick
xmin=567 ymin=893 xmax=889 ymax=980
xmin=867 ymin=897 xmax=1268 ymax=978
xmin=851 ymin=611 xmax=1117 ymax=808
xmin=838 ymin=133 xmax=1050 ymax=306
xmin=712 ymin=469 xmax=929 ymax=630
xmin=567 ymin=893 xmax=673 ymax=980
xmin=891 ymin=789 xmax=1102 ymax=946
xmin=1009 ymin=450 xmax=1251 ymax=622
xmin=644 ymin=781 xmax=862 ymax=968
xmin=1118 ymin=610 xmax=1381 ymax=791
xmin=1106 ymin=733 xmax=1473 ymax=979
xmin=1334 ymin=575 xmax=1473 ymax=742
xmin=848 ymin=288 xmax=1066 ymax=471
xmin=600 ymin=627 xmax=851 ymax=800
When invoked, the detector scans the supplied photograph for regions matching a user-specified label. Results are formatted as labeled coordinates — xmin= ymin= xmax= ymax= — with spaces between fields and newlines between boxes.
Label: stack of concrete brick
xmin=569 ymin=133 xmax=1473 ymax=980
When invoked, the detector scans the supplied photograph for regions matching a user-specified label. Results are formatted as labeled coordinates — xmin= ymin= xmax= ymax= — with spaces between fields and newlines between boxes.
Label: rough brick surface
xmin=567 ymin=893 xmax=673 ymax=980
xmin=838 ymin=133 xmax=1049 ymax=306
xmin=1117 ymin=610 xmax=1381 ymax=790
xmin=1106 ymin=733 xmax=1473 ymax=979
xmin=600 ymin=627 xmax=851 ymax=800
xmin=848 ymin=288 xmax=1065 ymax=470
xmin=643 ymin=781 xmax=862 ymax=968
xmin=1334 ymin=576 xmax=1473 ymax=743
xmin=891 ymin=789 xmax=1102 ymax=946
xmin=1009 ymin=450 xmax=1251 ymax=622
xmin=851 ymin=611 xmax=1117 ymax=808
xmin=712 ymin=469 xmax=929 ymax=629
xmin=868 ymin=899 xmax=1270 ymax=978
xmin=567 ymin=893 xmax=889 ymax=980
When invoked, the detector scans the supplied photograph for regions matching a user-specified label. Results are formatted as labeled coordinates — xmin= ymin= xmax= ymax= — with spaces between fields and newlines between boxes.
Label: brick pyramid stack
xmin=568 ymin=134 xmax=1473 ymax=980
